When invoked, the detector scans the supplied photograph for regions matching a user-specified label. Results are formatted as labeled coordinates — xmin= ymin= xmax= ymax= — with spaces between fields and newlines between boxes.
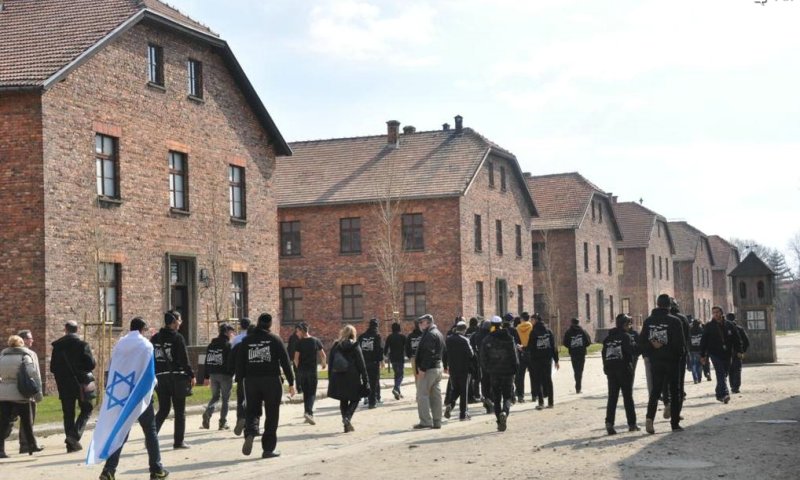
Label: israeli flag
xmin=86 ymin=330 xmax=157 ymax=465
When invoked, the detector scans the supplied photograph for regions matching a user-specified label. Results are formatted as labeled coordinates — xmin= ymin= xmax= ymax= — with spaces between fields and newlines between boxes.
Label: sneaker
xmin=606 ymin=423 xmax=617 ymax=435
xmin=304 ymin=413 xmax=316 ymax=425
xmin=535 ymin=404 xmax=544 ymax=411
xmin=368 ymin=404 xmax=377 ymax=409
xmin=723 ymin=395 xmax=730 ymax=404
xmin=98 ymin=471 xmax=115 ymax=480
xmin=443 ymin=405 xmax=452 ymax=419
xmin=517 ymin=397 xmax=525 ymax=404
xmin=262 ymin=450 xmax=281 ymax=459
xmin=242 ymin=435 xmax=255 ymax=456
xmin=173 ymin=443 xmax=190 ymax=450
xmin=460 ymin=414 xmax=471 ymax=421
xmin=663 ymin=407 xmax=671 ymax=419
xmin=392 ymin=388 xmax=401 ymax=400
xmin=201 ymin=411 xmax=211 ymax=430
xmin=731 ymin=389 xmax=740 ymax=394
xmin=645 ymin=418 xmax=655 ymax=434
xmin=66 ymin=437 xmax=83 ymax=452
xmin=497 ymin=412 xmax=507 ymax=432
xmin=628 ymin=424 xmax=641 ymax=432
xmin=150 ymin=470 xmax=169 ymax=480
xmin=672 ymin=425 xmax=684 ymax=432
xmin=234 ymin=418 xmax=246 ymax=436
xmin=219 ymin=420 xmax=230 ymax=431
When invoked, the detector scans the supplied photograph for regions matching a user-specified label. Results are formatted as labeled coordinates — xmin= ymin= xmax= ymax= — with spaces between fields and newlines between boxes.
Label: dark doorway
xmin=496 ymin=279 xmax=508 ymax=317
xmin=169 ymin=257 xmax=195 ymax=342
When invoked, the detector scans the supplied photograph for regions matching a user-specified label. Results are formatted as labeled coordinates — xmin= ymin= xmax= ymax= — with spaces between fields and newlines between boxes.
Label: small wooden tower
xmin=729 ymin=252 xmax=777 ymax=363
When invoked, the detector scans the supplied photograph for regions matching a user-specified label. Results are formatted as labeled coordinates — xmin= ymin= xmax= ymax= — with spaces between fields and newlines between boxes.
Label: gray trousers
xmin=204 ymin=373 xmax=233 ymax=422
xmin=416 ymin=367 xmax=443 ymax=426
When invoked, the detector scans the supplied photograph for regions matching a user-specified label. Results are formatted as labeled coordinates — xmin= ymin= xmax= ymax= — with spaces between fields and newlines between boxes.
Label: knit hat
xmin=369 ymin=318 xmax=379 ymax=328
xmin=503 ymin=313 xmax=514 ymax=324
xmin=490 ymin=315 xmax=502 ymax=325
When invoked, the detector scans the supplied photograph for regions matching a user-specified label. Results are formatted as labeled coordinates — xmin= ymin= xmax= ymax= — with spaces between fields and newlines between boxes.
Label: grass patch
xmin=558 ymin=344 xmax=603 ymax=358
xmin=317 ymin=367 xmax=414 ymax=380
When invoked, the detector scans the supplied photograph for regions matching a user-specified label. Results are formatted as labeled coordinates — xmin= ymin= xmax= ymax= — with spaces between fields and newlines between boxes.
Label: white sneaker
xmin=304 ymin=413 xmax=316 ymax=425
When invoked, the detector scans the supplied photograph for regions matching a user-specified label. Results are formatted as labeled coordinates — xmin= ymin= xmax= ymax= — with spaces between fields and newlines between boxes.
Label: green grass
xmin=558 ymin=344 xmax=602 ymax=358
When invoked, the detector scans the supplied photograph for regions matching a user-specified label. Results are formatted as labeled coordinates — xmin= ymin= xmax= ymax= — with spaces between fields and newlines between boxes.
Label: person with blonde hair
xmin=327 ymin=325 xmax=369 ymax=433
xmin=0 ymin=335 xmax=44 ymax=458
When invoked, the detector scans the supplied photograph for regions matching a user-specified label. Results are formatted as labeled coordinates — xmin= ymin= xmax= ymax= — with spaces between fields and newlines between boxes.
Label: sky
xmin=168 ymin=0 xmax=800 ymax=256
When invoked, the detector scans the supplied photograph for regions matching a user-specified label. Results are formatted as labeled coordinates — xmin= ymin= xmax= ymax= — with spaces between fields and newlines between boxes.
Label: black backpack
xmin=17 ymin=353 xmax=41 ymax=399
xmin=331 ymin=348 xmax=350 ymax=373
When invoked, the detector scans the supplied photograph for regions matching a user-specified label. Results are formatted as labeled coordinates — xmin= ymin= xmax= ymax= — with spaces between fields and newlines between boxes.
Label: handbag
xmin=16 ymin=353 xmax=41 ymax=399
xmin=60 ymin=350 xmax=97 ymax=402
xmin=331 ymin=348 xmax=350 ymax=373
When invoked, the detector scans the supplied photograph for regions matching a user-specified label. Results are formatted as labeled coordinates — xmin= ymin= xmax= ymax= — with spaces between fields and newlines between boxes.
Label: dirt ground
xmin=2 ymin=334 xmax=798 ymax=480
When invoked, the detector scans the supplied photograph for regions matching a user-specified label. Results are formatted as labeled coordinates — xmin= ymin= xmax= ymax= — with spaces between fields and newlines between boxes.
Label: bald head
xmin=65 ymin=321 xmax=78 ymax=334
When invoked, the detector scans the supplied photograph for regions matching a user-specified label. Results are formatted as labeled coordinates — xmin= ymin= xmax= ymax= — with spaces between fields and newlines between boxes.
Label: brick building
xmin=0 ymin=0 xmax=290 ymax=390
xmin=669 ymin=222 xmax=715 ymax=320
xmin=524 ymin=172 xmax=622 ymax=340
xmin=708 ymin=235 xmax=740 ymax=314
xmin=275 ymin=118 xmax=538 ymax=345
xmin=612 ymin=201 xmax=676 ymax=327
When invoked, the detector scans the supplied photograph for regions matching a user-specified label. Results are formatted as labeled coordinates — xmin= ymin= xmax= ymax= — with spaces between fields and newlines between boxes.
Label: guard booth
xmin=729 ymin=252 xmax=777 ymax=363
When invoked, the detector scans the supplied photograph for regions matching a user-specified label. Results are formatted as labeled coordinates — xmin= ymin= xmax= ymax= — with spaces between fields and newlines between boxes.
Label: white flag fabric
xmin=86 ymin=330 xmax=157 ymax=465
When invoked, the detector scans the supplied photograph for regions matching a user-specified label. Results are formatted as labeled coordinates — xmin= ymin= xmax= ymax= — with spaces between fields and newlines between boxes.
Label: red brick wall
xmin=460 ymin=153 xmax=533 ymax=319
xmin=713 ymin=250 xmax=736 ymax=313
xmin=0 ymin=92 xmax=46 ymax=365
xmin=673 ymin=241 xmax=714 ymax=321
xmin=532 ymin=229 xmax=576 ymax=339
xmin=35 ymin=22 xmax=279 ymax=388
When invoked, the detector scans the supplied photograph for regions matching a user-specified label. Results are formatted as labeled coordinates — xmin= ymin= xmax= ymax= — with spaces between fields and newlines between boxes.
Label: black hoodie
xmin=527 ymin=322 xmax=559 ymax=363
xmin=638 ymin=308 xmax=684 ymax=363
xmin=699 ymin=319 xmax=742 ymax=360
xmin=602 ymin=327 xmax=633 ymax=375
xmin=689 ymin=321 xmax=704 ymax=353
xmin=384 ymin=331 xmax=407 ymax=364
xmin=203 ymin=335 xmax=233 ymax=378
xmin=446 ymin=332 xmax=475 ymax=377
xmin=235 ymin=327 xmax=294 ymax=385
xmin=480 ymin=327 xmax=518 ymax=376
xmin=50 ymin=333 xmax=96 ymax=399
xmin=405 ymin=327 xmax=423 ymax=359
xmin=563 ymin=325 xmax=592 ymax=356
xmin=151 ymin=327 xmax=194 ymax=378
xmin=357 ymin=327 xmax=383 ymax=363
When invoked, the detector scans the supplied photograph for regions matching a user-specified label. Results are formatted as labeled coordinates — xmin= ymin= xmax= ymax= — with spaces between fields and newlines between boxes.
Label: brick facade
xmin=709 ymin=235 xmax=739 ymax=314
xmin=673 ymin=241 xmax=715 ymax=321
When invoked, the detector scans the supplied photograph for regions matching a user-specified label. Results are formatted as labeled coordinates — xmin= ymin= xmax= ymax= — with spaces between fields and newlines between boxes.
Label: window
xmin=515 ymin=225 xmax=522 ymax=257
xmin=98 ymin=263 xmax=121 ymax=327
xmin=517 ymin=285 xmax=524 ymax=314
xmin=341 ymin=284 xmax=364 ymax=322
xmin=585 ymin=293 xmax=591 ymax=320
xmin=231 ymin=272 xmax=247 ymax=320
xmin=599 ymin=203 xmax=603 ymax=223
xmin=652 ymin=255 xmax=656 ymax=278
xmin=488 ymin=161 xmax=495 ymax=187
xmin=659 ymin=256 xmax=663 ymax=279
xmin=228 ymin=165 xmax=246 ymax=219
xmin=496 ymin=220 xmax=503 ymax=255
xmin=95 ymin=134 xmax=118 ymax=199
xmin=584 ymin=242 xmax=589 ymax=271
xmin=609 ymin=295 xmax=614 ymax=320
xmin=666 ymin=261 xmax=669 ymax=280
xmin=476 ymin=281 xmax=484 ymax=316
xmin=281 ymin=287 xmax=303 ymax=323
xmin=658 ymin=223 xmax=662 ymax=237
xmin=340 ymin=217 xmax=361 ymax=254
xmin=402 ymin=213 xmax=424 ymax=251
xmin=280 ymin=221 xmax=301 ymax=256
xmin=474 ymin=214 xmax=482 ymax=252
xmin=746 ymin=310 xmax=766 ymax=330
xmin=596 ymin=244 xmax=601 ymax=273
xmin=404 ymin=282 xmax=426 ymax=320
xmin=591 ymin=201 xmax=596 ymax=220
xmin=534 ymin=293 xmax=546 ymax=318
xmin=532 ymin=242 xmax=545 ymax=269
xmin=168 ymin=151 xmax=187 ymax=210
xmin=608 ymin=247 xmax=613 ymax=275
xmin=621 ymin=298 xmax=630 ymax=315
xmin=187 ymin=59 xmax=203 ymax=98
xmin=500 ymin=166 xmax=507 ymax=191
xmin=757 ymin=281 xmax=765 ymax=299
xmin=147 ymin=44 xmax=164 ymax=86
xmin=696 ymin=266 xmax=700 ymax=286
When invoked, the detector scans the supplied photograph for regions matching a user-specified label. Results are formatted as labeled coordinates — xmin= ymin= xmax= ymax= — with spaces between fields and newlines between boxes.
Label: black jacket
xmin=602 ymin=327 xmax=633 ymax=375
xmin=671 ymin=309 xmax=691 ymax=356
xmin=151 ymin=328 xmax=194 ymax=378
xmin=626 ymin=329 xmax=640 ymax=358
xmin=700 ymin=319 xmax=742 ymax=360
xmin=689 ymin=322 xmax=704 ymax=353
xmin=235 ymin=328 xmax=294 ymax=386
xmin=384 ymin=332 xmax=406 ymax=363
xmin=445 ymin=333 xmax=475 ymax=377
xmin=527 ymin=322 xmax=559 ymax=363
xmin=50 ymin=333 xmax=96 ymax=400
xmin=204 ymin=335 xmax=233 ymax=378
xmin=638 ymin=308 xmax=684 ymax=363
xmin=735 ymin=324 xmax=750 ymax=354
xmin=357 ymin=327 xmax=383 ymax=363
xmin=480 ymin=328 xmax=519 ymax=376
xmin=327 ymin=339 xmax=368 ymax=402
xmin=415 ymin=325 xmax=446 ymax=373
xmin=563 ymin=326 xmax=592 ymax=356
xmin=405 ymin=328 xmax=423 ymax=359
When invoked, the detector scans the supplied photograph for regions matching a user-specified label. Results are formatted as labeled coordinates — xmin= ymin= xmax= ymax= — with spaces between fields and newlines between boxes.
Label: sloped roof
xmin=729 ymin=251 xmax=774 ymax=278
xmin=708 ymin=235 xmax=740 ymax=271
xmin=668 ymin=221 xmax=714 ymax=265
xmin=276 ymin=127 xmax=537 ymax=212
xmin=0 ymin=0 xmax=290 ymax=155
xmin=525 ymin=172 xmax=622 ymax=239
xmin=613 ymin=201 xmax=675 ymax=252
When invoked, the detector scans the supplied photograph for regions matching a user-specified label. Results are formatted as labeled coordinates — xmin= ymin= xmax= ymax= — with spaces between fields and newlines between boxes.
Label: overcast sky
xmin=169 ymin=0 xmax=800 ymax=255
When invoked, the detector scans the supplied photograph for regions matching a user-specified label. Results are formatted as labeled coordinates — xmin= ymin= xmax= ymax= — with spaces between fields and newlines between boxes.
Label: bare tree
xmin=200 ymin=193 xmax=229 ymax=332
xmin=534 ymin=229 xmax=561 ymax=338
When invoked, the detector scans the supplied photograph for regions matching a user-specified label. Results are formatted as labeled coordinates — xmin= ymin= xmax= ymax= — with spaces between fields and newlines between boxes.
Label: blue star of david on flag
xmin=105 ymin=371 xmax=136 ymax=409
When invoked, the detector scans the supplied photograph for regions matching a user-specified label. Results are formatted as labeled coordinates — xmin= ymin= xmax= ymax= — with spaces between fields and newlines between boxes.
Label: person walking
xmin=481 ymin=316 xmax=518 ymax=432
xmin=603 ymin=314 xmax=638 ymax=435
xmin=727 ymin=313 xmax=749 ymax=394
xmin=514 ymin=312 xmax=533 ymax=403
xmin=358 ymin=319 xmax=384 ymax=408
xmin=465 ymin=317 xmax=482 ymax=402
xmin=51 ymin=320 xmax=96 ymax=453
xmin=384 ymin=322 xmax=407 ymax=400
xmin=3 ymin=330 xmax=40 ymax=453
xmin=294 ymin=323 xmax=326 ymax=425
xmin=152 ymin=311 xmax=195 ymax=449
xmin=413 ymin=314 xmax=446 ymax=429
xmin=405 ymin=320 xmax=423 ymax=373
xmin=287 ymin=324 xmax=303 ymax=395
xmin=92 ymin=317 xmax=168 ymax=480
xmin=236 ymin=313 xmax=295 ymax=459
xmin=230 ymin=317 xmax=251 ymax=436
xmin=201 ymin=323 xmax=235 ymax=431
xmin=688 ymin=317 xmax=704 ymax=384
xmin=669 ymin=299 xmax=691 ymax=421
xmin=471 ymin=319 xmax=493 ymax=412
xmin=700 ymin=307 xmax=742 ymax=404
xmin=328 ymin=325 xmax=369 ymax=433
xmin=528 ymin=316 xmax=559 ymax=409
xmin=444 ymin=320 xmax=475 ymax=421
xmin=639 ymin=294 xmax=684 ymax=434
xmin=562 ymin=318 xmax=591 ymax=394
xmin=701 ymin=317 xmax=713 ymax=382
xmin=0 ymin=335 xmax=44 ymax=458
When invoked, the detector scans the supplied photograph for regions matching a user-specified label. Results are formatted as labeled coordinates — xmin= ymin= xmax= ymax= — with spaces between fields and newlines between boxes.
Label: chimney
xmin=386 ymin=120 xmax=400 ymax=146
xmin=454 ymin=115 xmax=463 ymax=133
xmin=523 ymin=172 xmax=532 ymax=178
xmin=442 ymin=123 xmax=450 ymax=131
xmin=403 ymin=125 xmax=416 ymax=134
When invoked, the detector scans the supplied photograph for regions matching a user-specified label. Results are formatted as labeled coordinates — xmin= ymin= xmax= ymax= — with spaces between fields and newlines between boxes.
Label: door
xmin=169 ymin=258 xmax=195 ymax=342
xmin=496 ymin=279 xmax=508 ymax=316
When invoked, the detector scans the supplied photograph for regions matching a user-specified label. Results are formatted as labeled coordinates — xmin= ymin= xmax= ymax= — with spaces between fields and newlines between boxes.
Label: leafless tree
xmin=534 ymin=229 xmax=561 ymax=338
xmin=200 ymin=193 xmax=229 ymax=331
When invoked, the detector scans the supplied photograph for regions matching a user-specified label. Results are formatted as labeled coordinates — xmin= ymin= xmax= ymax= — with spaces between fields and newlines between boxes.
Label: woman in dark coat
xmin=327 ymin=325 xmax=369 ymax=433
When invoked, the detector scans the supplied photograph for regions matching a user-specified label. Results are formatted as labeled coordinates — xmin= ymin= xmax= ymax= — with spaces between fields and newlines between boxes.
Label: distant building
xmin=708 ymin=235 xmax=740 ymax=314
xmin=669 ymin=222 xmax=715 ymax=320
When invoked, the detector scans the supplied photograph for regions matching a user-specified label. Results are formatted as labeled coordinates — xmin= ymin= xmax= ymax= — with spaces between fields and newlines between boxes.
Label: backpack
xmin=331 ymin=348 xmax=350 ymax=373
xmin=17 ymin=354 xmax=41 ymax=399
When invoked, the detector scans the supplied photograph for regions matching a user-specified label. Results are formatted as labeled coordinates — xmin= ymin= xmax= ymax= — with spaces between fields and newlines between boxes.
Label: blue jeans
xmin=103 ymin=402 xmax=163 ymax=475
xmin=392 ymin=361 xmax=404 ymax=392
xmin=710 ymin=354 xmax=731 ymax=400
xmin=204 ymin=374 xmax=233 ymax=422
xmin=689 ymin=352 xmax=703 ymax=383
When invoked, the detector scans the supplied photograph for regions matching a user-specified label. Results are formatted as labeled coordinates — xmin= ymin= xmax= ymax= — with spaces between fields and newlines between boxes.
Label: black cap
xmin=164 ymin=311 xmax=176 ymax=325
xmin=257 ymin=313 xmax=272 ymax=328
xmin=369 ymin=318 xmax=379 ymax=328
xmin=239 ymin=317 xmax=251 ymax=330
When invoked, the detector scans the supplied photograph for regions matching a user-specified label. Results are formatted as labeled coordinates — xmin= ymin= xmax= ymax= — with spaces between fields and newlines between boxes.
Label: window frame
xmin=596 ymin=244 xmax=601 ymax=273
xmin=488 ymin=161 xmax=495 ymax=187
xmin=98 ymin=262 xmax=121 ymax=327
xmin=476 ymin=281 xmax=484 ymax=316
xmin=168 ymin=150 xmax=188 ymax=211
xmin=607 ymin=247 xmax=613 ymax=275
xmin=401 ymin=213 xmax=424 ymax=252
xmin=340 ymin=217 xmax=362 ymax=254
xmin=495 ymin=220 xmax=503 ymax=255
xmin=585 ymin=293 xmax=591 ymax=320
xmin=230 ymin=272 xmax=248 ymax=321
xmin=341 ymin=284 xmax=364 ymax=322
xmin=187 ymin=58 xmax=203 ymax=99
xmin=474 ymin=214 xmax=482 ymax=252
xmin=517 ymin=285 xmax=524 ymax=314
xmin=147 ymin=43 xmax=164 ymax=86
xmin=280 ymin=221 xmax=302 ymax=257
xmin=532 ymin=242 xmax=545 ymax=269
xmin=228 ymin=165 xmax=246 ymax=220
xmin=500 ymin=165 xmax=507 ymax=191
xmin=404 ymin=281 xmax=426 ymax=320
xmin=95 ymin=133 xmax=119 ymax=200
xmin=584 ymin=242 xmax=589 ymax=272
xmin=281 ymin=287 xmax=303 ymax=324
